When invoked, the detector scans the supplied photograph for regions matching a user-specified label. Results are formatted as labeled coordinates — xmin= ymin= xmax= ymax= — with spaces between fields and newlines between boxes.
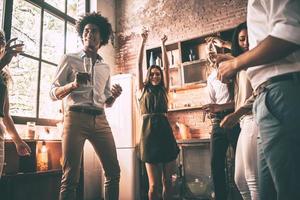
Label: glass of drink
xmin=15 ymin=39 xmax=24 ymax=52
xmin=13 ymin=39 xmax=24 ymax=68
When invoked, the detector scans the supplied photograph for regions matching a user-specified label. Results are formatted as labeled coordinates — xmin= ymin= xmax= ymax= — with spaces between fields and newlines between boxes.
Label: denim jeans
xmin=59 ymin=111 xmax=120 ymax=200
xmin=210 ymin=118 xmax=240 ymax=200
xmin=253 ymin=80 xmax=300 ymax=200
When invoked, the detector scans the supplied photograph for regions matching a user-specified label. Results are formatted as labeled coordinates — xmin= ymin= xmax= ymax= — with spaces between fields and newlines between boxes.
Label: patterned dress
xmin=139 ymin=85 xmax=179 ymax=163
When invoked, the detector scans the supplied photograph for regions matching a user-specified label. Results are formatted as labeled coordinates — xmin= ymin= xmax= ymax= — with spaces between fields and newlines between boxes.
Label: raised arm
xmin=161 ymin=35 xmax=170 ymax=91
xmin=137 ymin=30 xmax=148 ymax=90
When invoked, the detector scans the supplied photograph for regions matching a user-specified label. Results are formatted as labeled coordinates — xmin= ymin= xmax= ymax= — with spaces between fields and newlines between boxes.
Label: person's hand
xmin=212 ymin=37 xmax=226 ymax=48
xmin=220 ymin=112 xmax=239 ymax=129
xmin=111 ymin=84 xmax=122 ymax=99
xmin=201 ymin=103 xmax=221 ymax=113
xmin=215 ymin=54 xmax=234 ymax=65
xmin=141 ymin=30 xmax=148 ymax=43
xmin=0 ymin=38 xmax=24 ymax=68
xmin=161 ymin=34 xmax=167 ymax=44
xmin=15 ymin=140 xmax=31 ymax=156
xmin=217 ymin=58 xmax=238 ymax=83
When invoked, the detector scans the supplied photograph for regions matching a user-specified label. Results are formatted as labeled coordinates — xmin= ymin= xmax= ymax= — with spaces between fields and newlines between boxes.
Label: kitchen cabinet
xmin=145 ymin=28 xmax=234 ymax=90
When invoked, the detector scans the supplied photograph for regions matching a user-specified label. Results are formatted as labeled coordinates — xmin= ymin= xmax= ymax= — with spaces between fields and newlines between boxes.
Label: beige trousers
xmin=59 ymin=111 xmax=120 ymax=200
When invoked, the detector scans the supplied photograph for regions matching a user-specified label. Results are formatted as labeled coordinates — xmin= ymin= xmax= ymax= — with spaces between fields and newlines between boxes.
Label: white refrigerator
xmin=83 ymin=73 xmax=140 ymax=200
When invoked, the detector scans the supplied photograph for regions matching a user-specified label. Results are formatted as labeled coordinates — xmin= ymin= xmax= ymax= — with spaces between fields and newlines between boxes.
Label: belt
xmin=209 ymin=109 xmax=234 ymax=120
xmin=254 ymin=72 xmax=300 ymax=97
xmin=69 ymin=106 xmax=104 ymax=116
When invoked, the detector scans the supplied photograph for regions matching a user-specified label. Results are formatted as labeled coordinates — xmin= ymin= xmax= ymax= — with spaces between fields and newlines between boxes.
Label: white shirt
xmin=246 ymin=0 xmax=300 ymax=90
xmin=50 ymin=51 xmax=112 ymax=110
xmin=207 ymin=69 xmax=231 ymax=104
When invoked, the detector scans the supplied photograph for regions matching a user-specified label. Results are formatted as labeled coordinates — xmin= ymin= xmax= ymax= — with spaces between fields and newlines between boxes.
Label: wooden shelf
xmin=177 ymin=138 xmax=210 ymax=144
xmin=168 ymin=105 xmax=204 ymax=112
xmin=169 ymin=82 xmax=207 ymax=92
xmin=182 ymin=59 xmax=206 ymax=66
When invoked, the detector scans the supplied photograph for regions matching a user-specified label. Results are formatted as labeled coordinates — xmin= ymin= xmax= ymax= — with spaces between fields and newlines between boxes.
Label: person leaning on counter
xmin=0 ymin=30 xmax=31 ymax=178
xmin=49 ymin=12 xmax=122 ymax=200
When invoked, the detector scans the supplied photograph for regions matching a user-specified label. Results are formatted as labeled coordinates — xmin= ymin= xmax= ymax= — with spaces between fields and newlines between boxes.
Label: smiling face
xmin=82 ymin=23 xmax=101 ymax=51
xmin=238 ymin=29 xmax=249 ymax=52
xmin=149 ymin=67 xmax=162 ymax=86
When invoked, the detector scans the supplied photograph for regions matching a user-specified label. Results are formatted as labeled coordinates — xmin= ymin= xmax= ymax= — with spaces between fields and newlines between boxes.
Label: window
xmin=0 ymin=0 xmax=4 ymax=28
xmin=3 ymin=0 xmax=88 ymax=125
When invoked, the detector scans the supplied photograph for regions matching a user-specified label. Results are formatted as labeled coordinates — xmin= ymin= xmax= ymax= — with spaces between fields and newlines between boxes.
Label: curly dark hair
xmin=231 ymin=22 xmax=247 ymax=57
xmin=75 ymin=12 xmax=112 ymax=46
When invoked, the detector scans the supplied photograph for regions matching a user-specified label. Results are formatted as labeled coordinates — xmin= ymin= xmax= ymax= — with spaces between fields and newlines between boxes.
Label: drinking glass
xmin=13 ymin=40 xmax=24 ymax=68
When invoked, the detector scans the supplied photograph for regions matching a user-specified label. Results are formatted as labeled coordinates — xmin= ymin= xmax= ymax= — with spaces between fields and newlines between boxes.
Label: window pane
xmin=9 ymin=57 xmax=38 ymax=117
xmin=0 ymin=0 xmax=4 ymax=28
xmin=66 ymin=23 xmax=82 ymax=53
xmin=39 ymin=63 xmax=61 ymax=120
xmin=45 ymin=0 xmax=65 ymax=13
xmin=11 ymin=0 xmax=41 ymax=57
xmin=42 ymin=12 xmax=64 ymax=63
xmin=67 ymin=0 xmax=86 ymax=19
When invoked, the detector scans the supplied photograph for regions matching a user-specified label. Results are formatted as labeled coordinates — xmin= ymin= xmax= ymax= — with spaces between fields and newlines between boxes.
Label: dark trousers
xmin=210 ymin=119 xmax=240 ymax=200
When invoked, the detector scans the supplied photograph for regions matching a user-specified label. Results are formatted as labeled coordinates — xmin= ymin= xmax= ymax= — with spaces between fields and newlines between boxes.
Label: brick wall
xmin=115 ymin=0 xmax=247 ymax=138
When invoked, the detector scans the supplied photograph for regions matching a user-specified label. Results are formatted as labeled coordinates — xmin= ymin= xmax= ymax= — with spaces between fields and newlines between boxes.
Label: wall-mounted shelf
xmin=168 ymin=105 xmax=204 ymax=112
xmin=146 ymin=28 xmax=234 ymax=90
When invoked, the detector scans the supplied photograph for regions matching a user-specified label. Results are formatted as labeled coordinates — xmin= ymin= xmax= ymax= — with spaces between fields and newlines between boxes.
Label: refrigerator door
xmin=105 ymin=74 xmax=135 ymax=148
xmin=117 ymin=148 xmax=140 ymax=200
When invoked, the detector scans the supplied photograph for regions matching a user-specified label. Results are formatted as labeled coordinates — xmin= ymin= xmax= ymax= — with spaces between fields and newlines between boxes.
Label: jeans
xmin=234 ymin=115 xmax=259 ymax=200
xmin=210 ymin=118 xmax=240 ymax=200
xmin=59 ymin=111 xmax=120 ymax=200
xmin=253 ymin=80 xmax=300 ymax=200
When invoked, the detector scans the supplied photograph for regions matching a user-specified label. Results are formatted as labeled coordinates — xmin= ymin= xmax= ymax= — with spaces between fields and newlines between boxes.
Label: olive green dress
xmin=139 ymin=85 xmax=179 ymax=163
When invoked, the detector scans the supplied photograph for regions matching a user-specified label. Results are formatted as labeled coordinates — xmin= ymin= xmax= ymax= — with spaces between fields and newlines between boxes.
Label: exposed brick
xmin=115 ymin=0 xmax=247 ymax=138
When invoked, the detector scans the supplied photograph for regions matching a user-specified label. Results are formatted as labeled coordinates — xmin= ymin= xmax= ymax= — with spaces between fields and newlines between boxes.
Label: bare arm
xmin=161 ymin=35 xmax=170 ymax=91
xmin=137 ymin=31 xmax=148 ymax=91
xmin=3 ymin=95 xmax=31 ymax=156
xmin=218 ymin=36 xmax=300 ymax=82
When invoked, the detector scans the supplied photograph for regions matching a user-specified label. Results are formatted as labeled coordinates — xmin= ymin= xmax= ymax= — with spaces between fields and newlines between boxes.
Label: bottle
xmin=171 ymin=50 xmax=174 ymax=65
xmin=149 ymin=51 xmax=155 ymax=66
xmin=155 ymin=56 xmax=162 ymax=67
xmin=189 ymin=49 xmax=193 ymax=61
xmin=37 ymin=141 xmax=48 ymax=171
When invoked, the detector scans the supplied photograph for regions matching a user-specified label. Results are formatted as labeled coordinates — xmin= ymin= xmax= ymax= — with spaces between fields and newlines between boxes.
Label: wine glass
xmin=13 ymin=39 xmax=24 ymax=68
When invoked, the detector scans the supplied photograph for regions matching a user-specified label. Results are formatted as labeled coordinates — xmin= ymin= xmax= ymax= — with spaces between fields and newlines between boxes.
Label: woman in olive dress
xmin=137 ymin=30 xmax=179 ymax=200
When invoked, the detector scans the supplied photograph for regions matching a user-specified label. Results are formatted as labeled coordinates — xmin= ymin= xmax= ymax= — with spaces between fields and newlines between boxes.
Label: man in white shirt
xmin=202 ymin=39 xmax=240 ymax=200
xmin=50 ymin=12 xmax=122 ymax=200
xmin=217 ymin=0 xmax=300 ymax=199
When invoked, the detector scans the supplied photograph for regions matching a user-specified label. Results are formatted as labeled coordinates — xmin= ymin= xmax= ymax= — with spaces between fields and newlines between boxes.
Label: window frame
xmin=3 ymin=0 xmax=89 ymax=126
